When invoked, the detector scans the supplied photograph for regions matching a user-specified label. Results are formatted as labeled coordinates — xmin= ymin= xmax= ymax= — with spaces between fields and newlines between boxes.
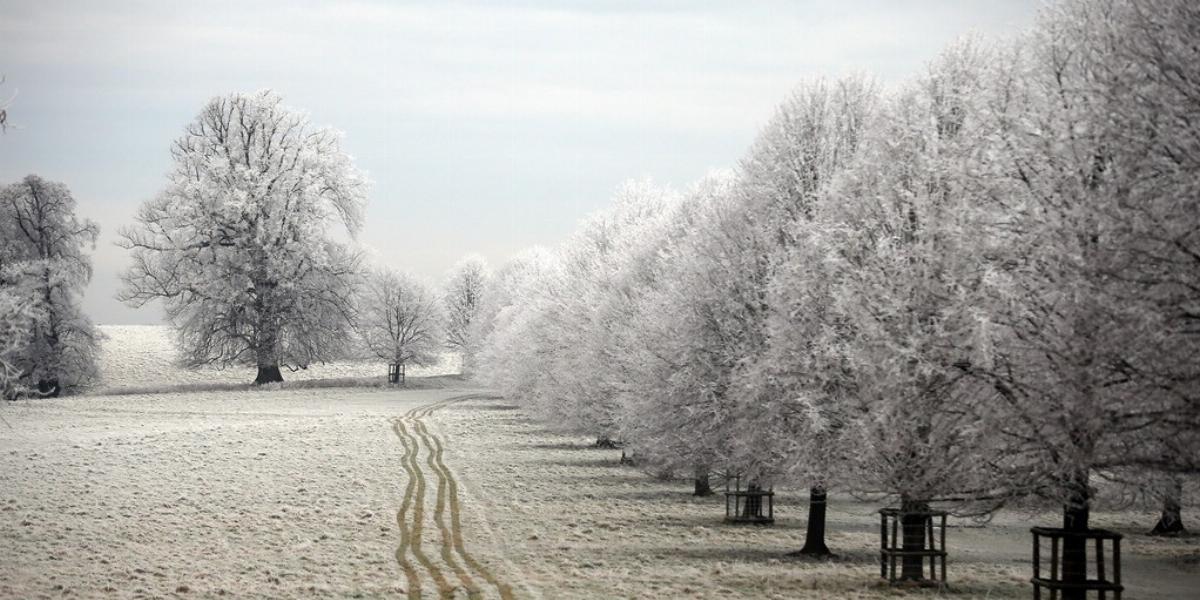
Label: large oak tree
xmin=119 ymin=91 xmax=368 ymax=384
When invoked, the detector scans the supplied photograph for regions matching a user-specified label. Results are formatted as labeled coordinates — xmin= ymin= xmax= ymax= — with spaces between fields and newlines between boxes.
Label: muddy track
xmin=392 ymin=395 xmax=515 ymax=600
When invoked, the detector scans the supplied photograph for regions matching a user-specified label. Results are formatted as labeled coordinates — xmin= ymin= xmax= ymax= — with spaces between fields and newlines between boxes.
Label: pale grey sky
xmin=0 ymin=0 xmax=1041 ymax=324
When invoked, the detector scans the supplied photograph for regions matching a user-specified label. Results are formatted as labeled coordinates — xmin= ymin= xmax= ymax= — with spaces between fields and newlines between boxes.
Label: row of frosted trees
xmin=475 ymin=0 xmax=1198 ymax=592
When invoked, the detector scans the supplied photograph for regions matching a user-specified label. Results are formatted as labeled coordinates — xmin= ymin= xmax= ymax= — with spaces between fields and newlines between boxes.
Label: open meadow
xmin=93 ymin=326 xmax=461 ymax=395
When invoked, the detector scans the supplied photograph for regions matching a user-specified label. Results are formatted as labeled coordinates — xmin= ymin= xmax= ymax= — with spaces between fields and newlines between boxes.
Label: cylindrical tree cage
xmin=724 ymin=475 xmax=774 ymax=525
xmin=879 ymin=507 xmax=947 ymax=587
xmin=1031 ymin=527 xmax=1123 ymax=600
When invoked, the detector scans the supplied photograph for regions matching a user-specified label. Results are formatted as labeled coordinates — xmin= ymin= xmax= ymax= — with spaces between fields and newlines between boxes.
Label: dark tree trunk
xmin=254 ymin=365 xmax=283 ymax=385
xmin=252 ymin=315 xmax=284 ymax=385
xmin=39 ymin=264 xmax=62 ymax=399
xmin=1061 ymin=478 xmax=1090 ymax=600
xmin=37 ymin=379 xmax=60 ymax=397
xmin=900 ymin=496 xmax=930 ymax=581
xmin=797 ymin=486 xmax=832 ymax=556
xmin=1149 ymin=477 xmax=1186 ymax=536
xmin=693 ymin=466 xmax=713 ymax=497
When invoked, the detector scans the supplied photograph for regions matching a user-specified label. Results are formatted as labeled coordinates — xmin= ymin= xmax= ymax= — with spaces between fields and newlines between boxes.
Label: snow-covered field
xmin=439 ymin=397 xmax=1200 ymax=599
xmin=0 ymin=387 xmax=505 ymax=599
xmin=94 ymin=325 xmax=461 ymax=393
xmin=3 ymin=387 xmax=1196 ymax=599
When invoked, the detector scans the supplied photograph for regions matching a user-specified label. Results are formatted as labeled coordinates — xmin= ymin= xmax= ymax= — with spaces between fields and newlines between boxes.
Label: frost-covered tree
xmin=474 ymin=180 xmax=679 ymax=450
xmin=957 ymin=1 xmax=1200 ymax=593
xmin=835 ymin=46 xmax=1001 ymax=575
xmin=443 ymin=255 xmax=488 ymax=375
xmin=547 ymin=180 xmax=679 ymax=445
xmin=476 ymin=247 xmax=564 ymax=409
xmin=356 ymin=268 xmax=444 ymax=381
xmin=751 ymin=45 xmax=1003 ymax=576
xmin=481 ymin=181 xmax=676 ymax=445
xmin=728 ymin=76 xmax=880 ymax=553
xmin=0 ymin=175 xmax=101 ymax=396
xmin=0 ymin=291 xmax=36 ymax=399
xmin=614 ymin=173 xmax=747 ymax=487
xmin=119 ymin=91 xmax=367 ymax=385
xmin=474 ymin=247 xmax=554 ymax=365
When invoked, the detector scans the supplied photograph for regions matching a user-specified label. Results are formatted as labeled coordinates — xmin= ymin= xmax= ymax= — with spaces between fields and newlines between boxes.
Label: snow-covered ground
xmin=0 ymin=387 xmax=503 ymax=599
xmin=2 ymin=388 xmax=1196 ymax=599
xmin=94 ymin=325 xmax=461 ymax=393
xmin=438 ymin=396 xmax=1200 ymax=600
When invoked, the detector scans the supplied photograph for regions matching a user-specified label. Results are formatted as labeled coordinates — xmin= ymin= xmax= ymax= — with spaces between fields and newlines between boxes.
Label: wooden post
xmin=1033 ymin=531 xmax=1041 ymax=600
xmin=1050 ymin=535 xmax=1059 ymax=587
xmin=939 ymin=513 xmax=947 ymax=582
xmin=1113 ymin=537 xmax=1121 ymax=594
xmin=880 ymin=513 xmax=888 ymax=578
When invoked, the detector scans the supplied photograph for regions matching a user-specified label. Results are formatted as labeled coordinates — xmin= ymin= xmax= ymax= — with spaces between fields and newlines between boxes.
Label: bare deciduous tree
xmin=356 ymin=268 xmax=444 ymax=383
xmin=443 ymin=255 xmax=488 ymax=375
xmin=0 ymin=175 xmax=101 ymax=396
xmin=119 ymin=90 xmax=368 ymax=385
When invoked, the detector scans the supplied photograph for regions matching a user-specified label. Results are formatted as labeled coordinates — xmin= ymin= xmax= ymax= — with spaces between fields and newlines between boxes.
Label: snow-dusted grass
xmin=94 ymin=325 xmax=461 ymax=394
xmin=2 ymin=389 xmax=1196 ymax=599
xmin=0 ymin=387 xmax=475 ymax=598
xmin=436 ymin=397 xmax=1200 ymax=600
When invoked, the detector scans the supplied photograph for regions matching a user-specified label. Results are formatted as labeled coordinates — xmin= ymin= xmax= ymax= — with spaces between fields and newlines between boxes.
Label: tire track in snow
xmin=393 ymin=395 xmax=514 ymax=600
xmin=417 ymin=419 xmax=515 ymax=600
xmin=392 ymin=420 xmax=425 ymax=600
xmin=413 ymin=417 xmax=480 ymax=599
xmin=393 ymin=418 xmax=454 ymax=598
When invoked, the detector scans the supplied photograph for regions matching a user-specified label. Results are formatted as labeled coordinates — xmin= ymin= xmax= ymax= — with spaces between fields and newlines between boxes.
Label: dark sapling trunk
xmin=743 ymin=482 xmax=764 ymax=518
xmin=693 ymin=466 xmax=713 ymax=497
xmin=1149 ymin=476 xmax=1186 ymax=536
xmin=797 ymin=486 xmax=832 ymax=556
xmin=899 ymin=495 xmax=930 ymax=581
xmin=1061 ymin=477 xmax=1090 ymax=600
